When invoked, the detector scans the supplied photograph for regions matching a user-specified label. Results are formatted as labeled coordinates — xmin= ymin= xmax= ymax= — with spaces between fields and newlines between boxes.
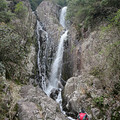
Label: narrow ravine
xmin=45 ymin=6 xmax=68 ymax=101
xmin=36 ymin=6 xmax=75 ymax=120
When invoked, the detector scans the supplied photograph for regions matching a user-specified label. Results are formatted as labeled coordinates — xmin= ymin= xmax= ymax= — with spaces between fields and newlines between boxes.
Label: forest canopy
xmin=66 ymin=0 xmax=120 ymax=29
xmin=29 ymin=0 xmax=43 ymax=11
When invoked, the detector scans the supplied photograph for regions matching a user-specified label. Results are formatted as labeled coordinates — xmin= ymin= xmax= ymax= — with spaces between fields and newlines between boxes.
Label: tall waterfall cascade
xmin=45 ymin=6 xmax=68 ymax=96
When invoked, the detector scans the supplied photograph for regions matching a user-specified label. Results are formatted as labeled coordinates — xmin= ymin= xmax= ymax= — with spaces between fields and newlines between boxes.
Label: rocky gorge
xmin=0 ymin=0 xmax=120 ymax=120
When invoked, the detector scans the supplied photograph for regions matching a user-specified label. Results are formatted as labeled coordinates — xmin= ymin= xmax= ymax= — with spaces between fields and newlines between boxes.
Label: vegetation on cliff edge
xmin=0 ymin=0 xmax=35 ymax=119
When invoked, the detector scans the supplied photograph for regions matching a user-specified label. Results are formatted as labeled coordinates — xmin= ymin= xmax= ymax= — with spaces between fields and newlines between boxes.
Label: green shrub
xmin=93 ymin=96 xmax=104 ymax=107
xmin=0 ymin=0 xmax=14 ymax=23
xmin=29 ymin=0 xmax=43 ymax=11
xmin=15 ymin=1 xmax=27 ymax=19
xmin=0 ymin=11 xmax=14 ymax=23
xmin=101 ymin=9 xmax=120 ymax=32
xmin=89 ymin=67 xmax=104 ymax=79
xmin=66 ymin=0 xmax=120 ymax=30
xmin=101 ymin=0 xmax=120 ymax=8
xmin=0 ymin=0 xmax=7 ymax=11
xmin=50 ymin=0 xmax=67 ymax=6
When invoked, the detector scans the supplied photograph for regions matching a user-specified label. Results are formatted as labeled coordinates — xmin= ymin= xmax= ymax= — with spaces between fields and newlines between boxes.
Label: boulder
xmin=50 ymin=88 xmax=59 ymax=100
xmin=17 ymin=85 xmax=68 ymax=120
xmin=18 ymin=101 xmax=43 ymax=120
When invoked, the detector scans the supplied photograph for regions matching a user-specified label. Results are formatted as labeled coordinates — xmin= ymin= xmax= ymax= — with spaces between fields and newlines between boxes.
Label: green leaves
xmin=29 ymin=0 xmax=43 ymax=11
xmin=93 ymin=96 xmax=104 ymax=107
xmin=0 ymin=11 xmax=15 ymax=23
xmin=0 ymin=0 xmax=7 ymax=11
xmin=66 ymin=0 xmax=120 ymax=30
xmin=49 ymin=0 xmax=67 ymax=6
xmin=15 ymin=2 xmax=27 ymax=19
xmin=0 ymin=0 xmax=14 ymax=23
xmin=0 ymin=23 xmax=24 ymax=63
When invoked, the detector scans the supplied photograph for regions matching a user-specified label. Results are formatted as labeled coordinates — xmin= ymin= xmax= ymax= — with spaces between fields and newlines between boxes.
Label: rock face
xmin=36 ymin=1 xmax=63 ymax=66
xmin=63 ymin=26 xmax=120 ymax=119
xmin=0 ymin=62 xmax=21 ymax=120
xmin=0 ymin=0 xmax=37 ymax=119
xmin=1 ymin=0 xmax=37 ymax=83
xmin=14 ymin=0 xmax=36 ymax=82
xmin=36 ymin=1 xmax=62 ymax=46
xmin=18 ymin=101 xmax=42 ymax=120
xmin=36 ymin=1 xmax=65 ymax=86
xmin=17 ymin=85 xmax=68 ymax=120
xmin=62 ymin=26 xmax=80 ymax=80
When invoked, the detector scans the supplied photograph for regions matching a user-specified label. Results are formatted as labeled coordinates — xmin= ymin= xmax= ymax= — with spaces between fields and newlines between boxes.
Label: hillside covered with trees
xmin=0 ymin=0 xmax=120 ymax=119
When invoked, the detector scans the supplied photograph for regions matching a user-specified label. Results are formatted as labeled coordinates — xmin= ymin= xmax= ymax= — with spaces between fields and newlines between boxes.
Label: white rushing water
xmin=37 ymin=20 xmax=48 ymax=91
xmin=45 ymin=6 xmax=68 ymax=95
xmin=60 ymin=6 xmax=67 ymax=28
xmin=49 ymin=30 xmax=68 ymax=87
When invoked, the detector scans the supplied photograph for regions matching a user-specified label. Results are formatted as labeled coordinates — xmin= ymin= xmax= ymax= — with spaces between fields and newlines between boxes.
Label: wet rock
xmin=36 ymin=1 xmax=63 ymax=70
xmin=50 ymin=88 xmax=59 ymax=100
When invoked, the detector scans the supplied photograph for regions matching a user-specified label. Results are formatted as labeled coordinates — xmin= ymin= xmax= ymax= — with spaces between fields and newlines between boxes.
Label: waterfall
xmin=36 ymin=6 xmax=75 ymax=120
xmin=60 ymin=6 xmax=67 ymax=28
xmin=50 ymin=30 xmax=68 ymax=87
xmin=50 ymin=7 xmax=75 ymax=120
xmin=36 ymin=20 xmax=48 ymax=91
xmin=45 ymin=6 xmax=68 ymax=96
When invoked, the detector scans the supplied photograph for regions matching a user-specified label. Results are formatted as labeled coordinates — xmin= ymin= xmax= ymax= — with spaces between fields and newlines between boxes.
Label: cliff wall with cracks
xmin=36 ymin=1 xmax=64 ymax=79
xmin=0 ymin=0 xmax=37 ymax=119
xmin=63 ymin=24 xmax=120 ymax=119
xmin=36 ymin=1 xmax=62 ymax=47
xmin=0 ymin=0 xmax=36 ymax=83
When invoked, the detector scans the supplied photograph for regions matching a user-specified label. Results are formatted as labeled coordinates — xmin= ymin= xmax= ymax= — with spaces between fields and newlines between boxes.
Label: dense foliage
xmin=66 ymin=0 xmax=120 ymax=29
xmin=50 ymin=0 xmax=67 ymax=6
xmin=15 ymin=1 xmax=27 ymax=19
xmin=29 ymin=0 xmax=66 ymax=10
xmin=29 ymin=0 xmax=43 ymax=11
xmin=0 ymin=0 xmax=14 ymax=23
xmin=0 ymin=23 xmax=24 ymax=63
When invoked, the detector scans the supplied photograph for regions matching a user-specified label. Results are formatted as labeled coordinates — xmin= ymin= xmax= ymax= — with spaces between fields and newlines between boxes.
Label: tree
xmin=15 ymin=1 xmax=27 ymax=19
xmin=52 ymin=0 xmax=67 ymax=6
xmin=0 ymin=0 xmax=14 ymax=23
xmin=29 ymin=0 xmax=43 ymax=11
xmin=66 ymin=0 xmax=120 ymax=30
xmin=0 ymin=0 xmax=7 ymax=11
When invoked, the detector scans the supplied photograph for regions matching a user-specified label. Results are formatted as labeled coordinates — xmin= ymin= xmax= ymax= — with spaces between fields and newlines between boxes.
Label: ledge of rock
xmin=17 ymin=85 xmax=68 ymax=120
